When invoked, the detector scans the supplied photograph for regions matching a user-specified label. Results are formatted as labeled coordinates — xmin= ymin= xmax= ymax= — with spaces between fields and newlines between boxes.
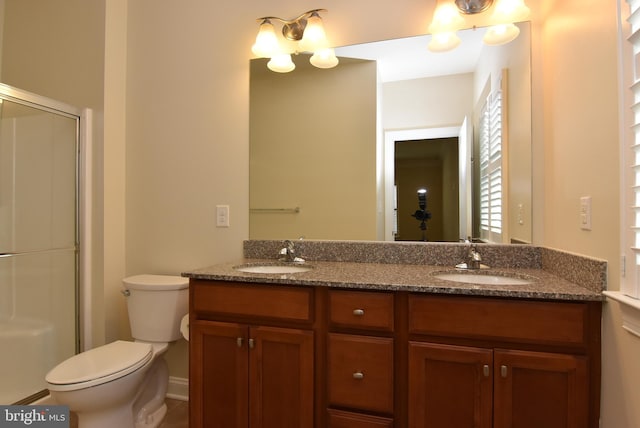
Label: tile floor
xmin=69 ymin=398 xmax=188 ymax=428
xmin=160 ymin=398 xmax=189 ymax=428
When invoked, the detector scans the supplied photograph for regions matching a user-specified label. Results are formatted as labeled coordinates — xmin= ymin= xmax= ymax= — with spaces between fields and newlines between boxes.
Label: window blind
xmin=625 ymin=0 xmax=640 ymax=297
xmin=479 ymin=90 xmax=503 ymax=243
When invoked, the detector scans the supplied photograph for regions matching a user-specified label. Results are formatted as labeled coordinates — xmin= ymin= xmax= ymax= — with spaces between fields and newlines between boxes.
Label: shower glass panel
xmin=0 ymin=91 xmax=79 ymax=404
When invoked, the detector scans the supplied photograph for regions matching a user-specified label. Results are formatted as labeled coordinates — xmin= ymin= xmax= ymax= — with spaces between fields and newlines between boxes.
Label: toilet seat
xmin=46 ymin=340 xmax=153 ymax=392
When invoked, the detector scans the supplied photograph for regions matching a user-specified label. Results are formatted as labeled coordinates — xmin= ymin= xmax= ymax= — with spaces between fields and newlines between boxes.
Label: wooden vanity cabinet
xmin=408 ymin=342 xmax=589 ymax=428
xmin=326 ymin=289 xmax=396 ymax=427
xmin=189 ymin=281 xmax=315 ymax=428
xmin=189 ymin=280 xmax=601 ymax=428
xmin=407 ymin=294 xmax=601 ymax=428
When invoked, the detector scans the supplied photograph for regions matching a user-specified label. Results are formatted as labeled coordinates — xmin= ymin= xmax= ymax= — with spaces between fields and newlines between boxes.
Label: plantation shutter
xmin=625 ymin=0 xmax=640 ymax=297
xmin=479 ymin=89 xmax=503 ymax=243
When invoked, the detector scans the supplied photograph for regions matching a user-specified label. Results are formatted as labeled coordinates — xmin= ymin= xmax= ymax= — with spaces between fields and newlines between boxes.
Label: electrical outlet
xmin=518 ymin=203 xmax=524 ymax=225
xmin=580 ymin=196 xmax=591 ymax=230
xmin=216 ymin=205 xmax=230 ymax=227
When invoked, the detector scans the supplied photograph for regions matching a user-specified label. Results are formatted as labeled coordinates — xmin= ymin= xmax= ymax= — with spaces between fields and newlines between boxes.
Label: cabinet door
xmin=249 ymin=325 xmax=314 ymax=428
xmin=190 ymin=320 xmax=249 ymax=428
xmin=408 ymin=342 xmax=493 ymax=428
xmin=494 ymin=349 xmax=589 ymax=428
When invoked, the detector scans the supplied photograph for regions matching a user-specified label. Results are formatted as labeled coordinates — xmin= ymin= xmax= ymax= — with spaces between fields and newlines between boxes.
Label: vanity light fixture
xmin=251 ymin=9 xmax=339 ymax=73
xmin=428 ymin=0 xmax=530 ymax=52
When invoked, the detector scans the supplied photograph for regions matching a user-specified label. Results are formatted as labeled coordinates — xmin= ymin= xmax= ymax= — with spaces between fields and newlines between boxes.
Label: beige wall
xmin=536 ymin=0 xmax=640 ymax=426
xmin=2 ymin=0 xmax=639 ymax=425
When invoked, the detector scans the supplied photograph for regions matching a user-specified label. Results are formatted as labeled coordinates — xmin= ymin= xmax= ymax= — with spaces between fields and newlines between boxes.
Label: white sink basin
xmin=433 ymin=272 xmax=534 ymax=285
xmin=234 ymin=263 xmax=313 ymax=274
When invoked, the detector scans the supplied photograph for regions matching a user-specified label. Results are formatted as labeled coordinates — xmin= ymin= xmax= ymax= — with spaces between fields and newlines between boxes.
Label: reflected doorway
xmin=383 ymin=121 xmax=472 ymax=242
xmin=394 ymin=137 xmax=459 ymax=241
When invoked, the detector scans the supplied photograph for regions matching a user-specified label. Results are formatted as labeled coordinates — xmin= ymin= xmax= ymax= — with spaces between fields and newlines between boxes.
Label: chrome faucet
xmin=279 ymin=239 xmax=306 ymax=263
xmin=466 ymin=243 xmax=483 ymax=270
xmin=455 ymin=238 xmax=487 ymax=269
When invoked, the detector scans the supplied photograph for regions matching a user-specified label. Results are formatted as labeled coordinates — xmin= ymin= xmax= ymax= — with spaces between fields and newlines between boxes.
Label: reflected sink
xmin=233 ymin=263 xmax=313 ymax=274
xmin=433 ymin=272 xmax=534 ymax=285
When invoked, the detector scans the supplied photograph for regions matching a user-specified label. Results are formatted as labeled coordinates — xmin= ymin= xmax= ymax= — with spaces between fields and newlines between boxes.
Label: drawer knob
xmin=353 ymin=309 xmax=365 ymax=316
xmin=352 ymin=371 xmax=365 ymax=380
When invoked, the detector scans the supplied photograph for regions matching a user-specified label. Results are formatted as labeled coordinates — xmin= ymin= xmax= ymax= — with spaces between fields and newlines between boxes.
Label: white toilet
xmin=45 ymin=274 xmax=189 ymax=428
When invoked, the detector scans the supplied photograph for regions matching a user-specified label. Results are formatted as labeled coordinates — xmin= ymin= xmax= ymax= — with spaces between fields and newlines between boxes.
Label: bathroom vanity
xmin=184 ymin=241 xmax=604 ymax=428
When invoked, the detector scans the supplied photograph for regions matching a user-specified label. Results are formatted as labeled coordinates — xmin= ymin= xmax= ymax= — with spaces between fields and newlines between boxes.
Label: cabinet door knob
xmin=353 ymin=309 xmax=365 ymax=316
xmin=352 ymin=371 xmax=365 ymax=380
xmin=248 ymin=338 xmax=255 ymax=349
xmin=236 ymin=337 xmax=243 ymax=348
xmin=501 ymin=365 xmax=508 ymax=378
xmin=483 ymin=364 xmax=490 ymax=377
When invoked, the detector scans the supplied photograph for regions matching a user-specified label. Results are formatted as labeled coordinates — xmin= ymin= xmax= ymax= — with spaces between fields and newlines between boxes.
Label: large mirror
xmin=250 ymin=22 xmax=531 ymax=243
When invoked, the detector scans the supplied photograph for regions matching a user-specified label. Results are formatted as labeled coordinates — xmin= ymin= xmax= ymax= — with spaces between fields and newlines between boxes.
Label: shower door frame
xmin=0 ymin=82 xmax=93 ymax=400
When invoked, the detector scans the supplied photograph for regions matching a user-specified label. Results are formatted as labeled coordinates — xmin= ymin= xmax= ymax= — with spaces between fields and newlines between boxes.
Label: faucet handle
xmin=279 ymin=240 xmax=297 ymax=262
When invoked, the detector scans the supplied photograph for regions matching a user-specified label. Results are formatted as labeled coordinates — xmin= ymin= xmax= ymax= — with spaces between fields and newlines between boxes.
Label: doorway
xmin=384 ymin=122 xmax=472 ymax=242
xmin=394 ymin=137 xmax=459 ymax=241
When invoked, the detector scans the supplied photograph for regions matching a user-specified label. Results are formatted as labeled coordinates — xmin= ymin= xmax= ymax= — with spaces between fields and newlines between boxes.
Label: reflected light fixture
xmin=428 ymin=0 xmax=530 ymax=52
xmin=251 ymin=9 xmax=339 ymax=73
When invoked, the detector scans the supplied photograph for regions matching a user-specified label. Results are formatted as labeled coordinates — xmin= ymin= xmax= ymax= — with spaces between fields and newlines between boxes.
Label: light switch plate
xmin=580 ymin=196 xmax=591 ymax=230
xmin=216 ymin=205 xmax=230 ymax=227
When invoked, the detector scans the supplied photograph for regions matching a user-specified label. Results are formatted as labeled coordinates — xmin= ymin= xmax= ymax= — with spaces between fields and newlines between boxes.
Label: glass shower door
xmin=0 ymin=93 xmax=79 ymax=404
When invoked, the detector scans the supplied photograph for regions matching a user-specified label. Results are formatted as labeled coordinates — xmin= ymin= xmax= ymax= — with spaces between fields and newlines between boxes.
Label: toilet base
xmin=76 ymin=406 xmax=136 ymax=428
xmin=135 ymin=402 xmax=167 ymax=428
xmin=73 ymin=398 xmax=167 ymax=428
xmin=50 ymin=349 xmax=170 ymax=428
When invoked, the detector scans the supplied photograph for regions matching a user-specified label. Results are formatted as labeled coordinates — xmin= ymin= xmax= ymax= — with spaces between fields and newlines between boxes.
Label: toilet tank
xmin=123 ymin=274 xmax=189 ymax=342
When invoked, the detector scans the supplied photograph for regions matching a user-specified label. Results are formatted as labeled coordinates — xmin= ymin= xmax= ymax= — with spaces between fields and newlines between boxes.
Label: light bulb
xmin=267 ymin=53 xmax=296 ymax=73
xmin=298 ymin=13 xmax=329 ymax=52
xmin=428 ymin=2 xmax=465 ymax=34
xmin=483 ymin=23 xmax=520 ymax=45
xmin=428 ymin=32 xmax=461 ymax=52
xmin=310 ymin=48 xmax=339 ymax=68
xmin=491 ymin=0 xmax=530 ymax=24
xmin=251 ymin=20 xmax=279 ymax=58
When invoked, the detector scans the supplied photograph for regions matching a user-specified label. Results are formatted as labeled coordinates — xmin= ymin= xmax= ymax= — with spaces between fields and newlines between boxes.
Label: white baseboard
xmin=166 ymin=376 xmax=189 ymax=401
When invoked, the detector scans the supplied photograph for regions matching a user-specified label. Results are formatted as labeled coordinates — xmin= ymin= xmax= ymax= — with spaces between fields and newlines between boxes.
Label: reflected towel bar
xmin=250 ymin=207 xmax=300 ymax=213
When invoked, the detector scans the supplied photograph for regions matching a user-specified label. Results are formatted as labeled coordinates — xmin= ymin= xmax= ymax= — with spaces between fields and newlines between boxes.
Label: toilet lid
xmin=46 ymin=340 xmax=153 ymax=390
xmin=123 ymin=274 xmax=189 ymax=291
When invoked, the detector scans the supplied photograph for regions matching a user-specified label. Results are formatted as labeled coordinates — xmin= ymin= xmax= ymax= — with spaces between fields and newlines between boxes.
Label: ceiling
xmin=334 ymin=28 xmax=485 ymax=83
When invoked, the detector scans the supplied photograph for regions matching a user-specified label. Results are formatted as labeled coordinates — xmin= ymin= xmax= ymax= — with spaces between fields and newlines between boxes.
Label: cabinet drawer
xmin=329 ymin=290 xmax=394 ymax=332
xmin=191 ymin=280 xmax=313 ymax=323
xmin=327 ymin=333 xmax=394 ymax=414
xmin=328 ymin=409 xmax=393 ymax=428
xmin=409 ymin=294 xmax=588 ymax=348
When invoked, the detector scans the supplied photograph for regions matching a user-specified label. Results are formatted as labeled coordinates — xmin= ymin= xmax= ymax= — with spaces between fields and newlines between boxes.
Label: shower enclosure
xmin=0 ymin=83 xmax=84 ymax=404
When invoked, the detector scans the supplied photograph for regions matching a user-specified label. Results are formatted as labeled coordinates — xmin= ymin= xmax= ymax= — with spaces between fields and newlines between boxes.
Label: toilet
xmin=45 ymin=274 xmax=189 ymax=428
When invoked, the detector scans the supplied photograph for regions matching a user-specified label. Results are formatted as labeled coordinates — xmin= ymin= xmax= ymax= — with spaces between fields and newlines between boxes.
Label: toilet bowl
xmin=45 ymin=275 xmax=188 ymax=428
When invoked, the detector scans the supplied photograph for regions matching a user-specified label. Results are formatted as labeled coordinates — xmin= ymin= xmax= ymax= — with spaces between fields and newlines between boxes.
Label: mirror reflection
xmin=249 ymin=22 xmax=531 ymax=243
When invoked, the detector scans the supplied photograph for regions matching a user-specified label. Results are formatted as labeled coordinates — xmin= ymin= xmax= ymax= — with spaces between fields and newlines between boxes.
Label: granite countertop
xmin=183 ymin=258 xmax=603 ymax=302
